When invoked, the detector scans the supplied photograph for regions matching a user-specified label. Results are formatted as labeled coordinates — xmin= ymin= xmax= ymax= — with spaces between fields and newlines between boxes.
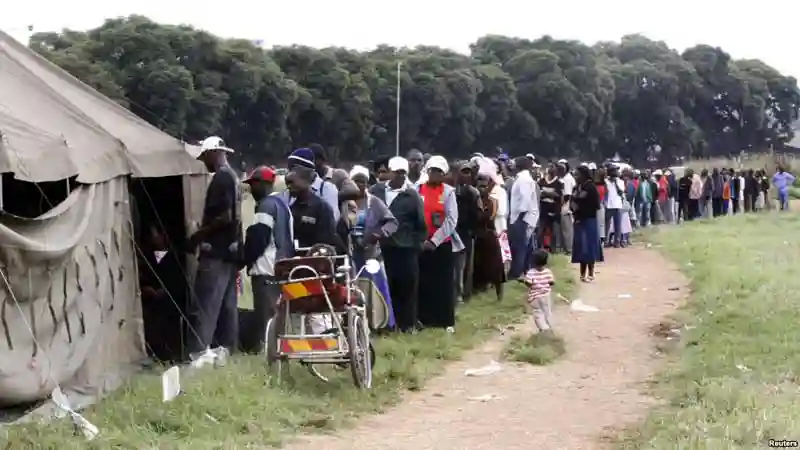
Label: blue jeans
xmin=637 ymin=201 xmax=651 ymax=227
xmin=779 ymin=191 xmax=790 ymax=211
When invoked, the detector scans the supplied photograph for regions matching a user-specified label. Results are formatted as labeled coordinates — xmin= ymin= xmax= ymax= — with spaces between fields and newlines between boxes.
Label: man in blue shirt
xmin=772 ymin=165 xmax=796 ymax=211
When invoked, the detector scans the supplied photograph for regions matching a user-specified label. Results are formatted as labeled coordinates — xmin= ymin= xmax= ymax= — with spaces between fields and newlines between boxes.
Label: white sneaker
xmin=446 ymin=326 xmax=455 ymax=334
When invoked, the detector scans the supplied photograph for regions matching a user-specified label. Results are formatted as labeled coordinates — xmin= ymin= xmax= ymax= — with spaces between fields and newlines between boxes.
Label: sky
xmin=2 ymin=0 xmax=799 ymax=79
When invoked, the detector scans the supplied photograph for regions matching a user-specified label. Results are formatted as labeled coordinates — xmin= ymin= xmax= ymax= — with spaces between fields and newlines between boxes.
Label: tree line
xmin=29 ymin=15 xmax=800 ymax=166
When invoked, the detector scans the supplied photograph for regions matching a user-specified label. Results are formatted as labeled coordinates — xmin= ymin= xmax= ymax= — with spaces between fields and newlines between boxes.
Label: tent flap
xmin=0 ymin=177 xmax=144 ymax=406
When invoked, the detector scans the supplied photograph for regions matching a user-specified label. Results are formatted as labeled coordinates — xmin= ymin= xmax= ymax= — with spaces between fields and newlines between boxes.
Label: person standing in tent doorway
xmin=242 ymin=166 xmax=294 ymax=351
xmin=186 ymin=136 xmax=243 ymax=359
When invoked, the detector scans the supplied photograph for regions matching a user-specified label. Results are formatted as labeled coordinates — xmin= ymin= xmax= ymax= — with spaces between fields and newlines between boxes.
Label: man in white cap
xmin=186 ymin=136 xmax=242 ymax=358
xmin=369 ymin=156 xmax=427 ymax=332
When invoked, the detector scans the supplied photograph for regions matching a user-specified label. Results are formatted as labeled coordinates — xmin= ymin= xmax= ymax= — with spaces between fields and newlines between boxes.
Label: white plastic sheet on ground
xmin=464 ymin=360 xmax=503 ymax=377
xmin=570 ymin=300 xmax=600 ymax=312
xmin=161 ymin=366 xmax=181 ymax=403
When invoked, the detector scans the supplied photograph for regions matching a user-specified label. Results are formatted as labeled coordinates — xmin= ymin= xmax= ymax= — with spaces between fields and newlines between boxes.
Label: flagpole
xmin=395 ymin=61 xmax=402 ymax=157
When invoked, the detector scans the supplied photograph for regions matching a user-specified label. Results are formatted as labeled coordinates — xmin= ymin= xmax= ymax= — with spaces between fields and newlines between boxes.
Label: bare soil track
xmin=284 ymin=246 xmax=686 ymax=450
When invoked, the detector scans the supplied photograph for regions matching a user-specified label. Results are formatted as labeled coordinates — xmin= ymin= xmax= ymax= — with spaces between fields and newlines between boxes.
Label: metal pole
xmin=395 ymin=61 xmax=402 ymax=157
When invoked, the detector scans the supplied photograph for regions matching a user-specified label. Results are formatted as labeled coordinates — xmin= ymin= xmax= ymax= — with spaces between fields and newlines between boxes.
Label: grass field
xmin=3 ymin=196 xmax=575 ymax=449
xmin=622 ymin=211 xmax=800 ymax=449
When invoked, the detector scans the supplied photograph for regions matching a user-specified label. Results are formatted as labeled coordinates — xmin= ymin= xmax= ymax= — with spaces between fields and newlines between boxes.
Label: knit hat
xmin=287 ymin=148 xmax=315 ymax=169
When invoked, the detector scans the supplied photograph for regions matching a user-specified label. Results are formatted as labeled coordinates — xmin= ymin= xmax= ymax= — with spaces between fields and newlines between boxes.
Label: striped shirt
xmin=524 ymin=268 xmax=554 ymax=301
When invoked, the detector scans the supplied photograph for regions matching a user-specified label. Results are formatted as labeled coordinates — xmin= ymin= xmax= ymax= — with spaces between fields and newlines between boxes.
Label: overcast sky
xmin=2 ymin=0 xmax=799 ymax=79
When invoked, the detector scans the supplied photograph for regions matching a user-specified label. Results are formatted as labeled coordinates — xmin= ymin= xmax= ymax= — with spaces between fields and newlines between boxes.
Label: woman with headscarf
xmin=344 ymin=165 xmax=398 ymax=330
xmin=472 ymin=173 xmax=507 ymax=300
xmin=418 ymin=155 xmax=462 ymax=332
xmin=571 ymin=165 xmax=603 ymax=282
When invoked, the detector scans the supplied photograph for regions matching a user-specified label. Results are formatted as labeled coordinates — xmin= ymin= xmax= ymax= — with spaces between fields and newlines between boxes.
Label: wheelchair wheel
xmin=347 ymin=310 xmax=372 ymax=389
xmin=265 ymin=315 xmax=284 ymax=380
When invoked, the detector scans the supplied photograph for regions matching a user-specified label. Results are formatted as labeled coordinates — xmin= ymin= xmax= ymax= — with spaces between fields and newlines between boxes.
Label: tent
xmin=0 ymin=30 xmax=209 ymax=411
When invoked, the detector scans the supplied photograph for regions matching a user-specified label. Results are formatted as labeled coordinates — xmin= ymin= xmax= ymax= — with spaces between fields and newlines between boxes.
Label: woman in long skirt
xmin=472 ymin=174 xmax=506 ymax=300
xmin=417 ymin=156 xmax=461 ymax=331
xmin=571 ymin=165 xmax=604 ymax=282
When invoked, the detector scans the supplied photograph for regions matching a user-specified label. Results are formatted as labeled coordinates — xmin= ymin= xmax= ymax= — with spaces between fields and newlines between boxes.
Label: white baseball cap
xmin=388 ymin=156 xmax=409 ymax=173
xmin=199 ymin=136 xmax=234 ymax=155
xmin=653 ymin=169 xmax=663 ymax=175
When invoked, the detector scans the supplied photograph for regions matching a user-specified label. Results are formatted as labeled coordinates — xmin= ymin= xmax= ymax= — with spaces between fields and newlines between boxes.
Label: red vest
xmin=419 ymin=183 xmax=450 ymax=242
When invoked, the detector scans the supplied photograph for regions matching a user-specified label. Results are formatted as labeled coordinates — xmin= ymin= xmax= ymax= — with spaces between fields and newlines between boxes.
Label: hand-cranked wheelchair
xmin=264 ymin=245 xmax=379 ymax=388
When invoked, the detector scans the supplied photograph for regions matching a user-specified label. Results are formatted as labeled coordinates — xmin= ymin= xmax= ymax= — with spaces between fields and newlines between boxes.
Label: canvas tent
xmin=0 ymin=30 xmax=208 ymax=410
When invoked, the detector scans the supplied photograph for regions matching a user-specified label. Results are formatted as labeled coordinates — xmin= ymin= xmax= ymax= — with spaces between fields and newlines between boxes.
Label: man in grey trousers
xmin=186 ymin=136 xmax=242 ymax=357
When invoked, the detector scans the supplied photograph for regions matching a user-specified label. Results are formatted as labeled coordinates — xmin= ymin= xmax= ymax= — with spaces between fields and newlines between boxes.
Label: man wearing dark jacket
xmin=242 ymin=166 xmax=294 ymax=351
xmin=369 ymin=156 xmax=426 ymax=332
xmin=453 ymin=163 xmax=481 ymax=303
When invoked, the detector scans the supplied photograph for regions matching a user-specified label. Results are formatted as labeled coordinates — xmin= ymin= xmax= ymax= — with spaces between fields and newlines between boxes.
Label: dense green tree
xmin=27 ymin=15 xmax=800 ymax=166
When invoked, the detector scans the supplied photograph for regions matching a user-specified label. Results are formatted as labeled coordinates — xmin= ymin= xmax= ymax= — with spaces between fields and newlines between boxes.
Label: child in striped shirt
xmin=521 ymin=250 xmax=555 ymax=332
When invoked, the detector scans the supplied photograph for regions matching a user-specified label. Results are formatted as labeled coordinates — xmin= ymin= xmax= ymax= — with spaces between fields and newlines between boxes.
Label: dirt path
xmin=284 ymin=246 xmax=686 ymax=450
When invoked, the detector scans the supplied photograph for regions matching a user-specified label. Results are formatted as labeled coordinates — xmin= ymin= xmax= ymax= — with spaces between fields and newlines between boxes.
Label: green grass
xmin=500 ymin=260 xmax=576 ymax=365
xmin=4 ymin=194 xmax=575 ymax=449
xmin=621 ymin=212 xmax=800 ymax=449
xmin=502 ymin=332 xmax=567 ymax=365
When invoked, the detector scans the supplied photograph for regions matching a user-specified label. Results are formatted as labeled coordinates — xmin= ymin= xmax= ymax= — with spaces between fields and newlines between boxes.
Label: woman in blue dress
xmin=346 ymin=166 xmax=398 ymax=329
xmin=570 ymin=164 xmax=604 ymax=282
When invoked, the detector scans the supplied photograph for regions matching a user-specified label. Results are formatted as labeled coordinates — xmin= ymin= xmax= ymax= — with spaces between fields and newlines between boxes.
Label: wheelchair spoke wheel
xmin=347 ymin=311 xmax=372 ymax=389
xmin=265 ymin=316 xmax=284 ymax=382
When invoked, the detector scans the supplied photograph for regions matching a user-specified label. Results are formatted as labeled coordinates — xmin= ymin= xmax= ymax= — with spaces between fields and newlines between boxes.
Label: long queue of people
xmin=156 ymin=136 xmax=795 ymax=362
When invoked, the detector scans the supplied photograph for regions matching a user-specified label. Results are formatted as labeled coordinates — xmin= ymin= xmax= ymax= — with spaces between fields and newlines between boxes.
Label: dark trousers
xmin=744 ymin=194 xmax=755 ymax=212
xmin=712 ymin=198 xmax=723 ymax=217
xmin=250 ymin=275 xmax=281 ymax=347
xmin=688 ymin=199 xmax=700 ymax=220
xmin=508 ymin=217 xmax=532 ymax=279
xmin=732 ymin=198 xmax=739 ymax=214
xmin=382 ymin=246 xmax=420 ymax=331
xmin=537 ymin=214 xmax=560 ymax=250
xmin=604 ymin=208 xmax=622 ymax=246
xmin=186 ymin=257 xmax=239 ymax=354
xmin=678 ymin=200 xmax=689 ymax=222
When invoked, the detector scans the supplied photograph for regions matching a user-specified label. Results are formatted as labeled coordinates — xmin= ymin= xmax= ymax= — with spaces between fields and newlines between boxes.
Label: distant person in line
xmin=772 ymin=165 xmax=795 ymax=211
xmin=406 ymin=149 xmax=425 ymax=186
xmin=570 ymin=164 xmax=603 ymax=282
xmin=309 ymin=143 xmax=334 ymax=181
xmin=508 ymin=156 xmax=539 ymax=279
xmin=283 ymin=148 xmax=340 ymax=222
xmin=557 ymin=161 xmax=574 ymax=254
xmin=241 ymin=166 xmax=293 ymax=351
xmin=347 ymin=165 xmax=398 ymax=329
xmin=369 ymin=156 xmax=427 ymax=333
xmin=186 ymin=136 xmax=243 ymax=357
xmin=417 ymin=155 xmax=462 ymax=332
